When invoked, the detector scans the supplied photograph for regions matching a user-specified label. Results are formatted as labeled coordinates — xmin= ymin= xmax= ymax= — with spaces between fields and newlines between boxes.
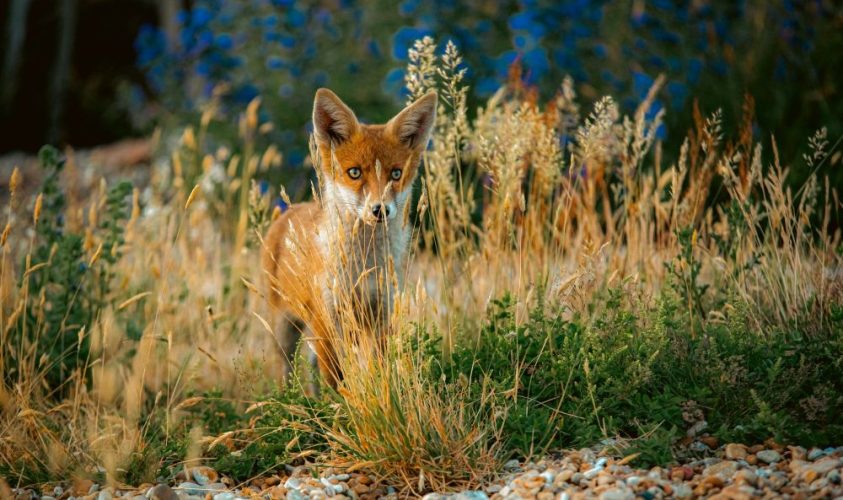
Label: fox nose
xmin=372 ymin=204 xmax=389 ymax=221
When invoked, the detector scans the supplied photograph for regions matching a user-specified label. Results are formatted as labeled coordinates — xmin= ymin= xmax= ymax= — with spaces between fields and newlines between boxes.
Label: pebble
xmin=756 ymin=449 xmax=782 ymax=463
xmin=11 ymin=442 xmax=843 ymax=500
xmin=725 ymin=443 xmax=747 ymax=460
xmin=147 ymin=484 xmax=178 ymax=500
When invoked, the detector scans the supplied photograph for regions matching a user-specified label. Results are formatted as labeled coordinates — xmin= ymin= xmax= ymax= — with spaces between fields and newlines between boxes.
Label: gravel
xmin=9 ymin=441 xmax=843 ymax=499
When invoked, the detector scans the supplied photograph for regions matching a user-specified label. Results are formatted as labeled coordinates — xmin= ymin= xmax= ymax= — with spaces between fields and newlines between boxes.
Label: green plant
xmin=8 ymin=146 xmax=131 ymax=395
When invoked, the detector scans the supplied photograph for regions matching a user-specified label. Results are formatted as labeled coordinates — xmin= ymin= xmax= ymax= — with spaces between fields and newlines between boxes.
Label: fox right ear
xmin=312 ymin=88 xmax=359 ymax=145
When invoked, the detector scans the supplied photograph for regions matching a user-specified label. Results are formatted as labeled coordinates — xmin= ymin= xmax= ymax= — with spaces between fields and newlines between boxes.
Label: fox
xmin=261 ymin=88 xmax=438 ymax=389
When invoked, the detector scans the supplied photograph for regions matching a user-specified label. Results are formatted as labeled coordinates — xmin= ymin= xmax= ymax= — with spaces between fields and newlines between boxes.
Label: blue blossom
xmin=508 ymin=12 xmax=534 ymax=31
xmin=523 ymin=47 xmax=550 ymax=82
xmin=593 ymin=43 xmax=607 ymax=59
xmin=391 ymin=26 xmax=433 ymax=60
xmin=632 ymin=71 xmax=654 ymax=99
xmin=233 ymin=83 xmax=260 ymax=104
xmin=266 ymin=56 xmax=284 ymax=70
xmin=687 ymin=58 xmax=703 ymax=84
xmin=476 ymin=77 xmax=499 ymax=96
xmin=263 ymin=14 xmax=279 ymax=27
xmin=215 ymin=33 xmax=233 ymax=50
xmin=399 ymin=0 xmax=419 ymax=16
xmin=287 ymin=8 xmax=307 ymax=28
xmin=191 ymin=7 xmax=213 ymax=27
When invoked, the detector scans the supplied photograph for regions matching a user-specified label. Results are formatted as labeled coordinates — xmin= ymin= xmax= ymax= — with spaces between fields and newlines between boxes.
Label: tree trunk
xmin=1 ymin=0 xmax=32 ymax=112
xmin=47 ymin=0 xmax=78 ymax=145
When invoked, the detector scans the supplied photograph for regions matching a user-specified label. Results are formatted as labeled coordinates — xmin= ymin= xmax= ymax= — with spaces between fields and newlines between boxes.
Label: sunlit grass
xmin=1 ymin=37 xmax=840 ymax=492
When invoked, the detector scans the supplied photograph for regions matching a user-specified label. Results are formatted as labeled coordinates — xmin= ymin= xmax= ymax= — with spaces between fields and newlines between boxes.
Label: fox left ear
xmin=387 ymin=91 xmax=438 ymax=150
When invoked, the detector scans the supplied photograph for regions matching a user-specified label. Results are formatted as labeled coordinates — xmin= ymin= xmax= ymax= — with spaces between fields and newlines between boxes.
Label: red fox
xmin=261 ymin=88 xmax=437 ymax=389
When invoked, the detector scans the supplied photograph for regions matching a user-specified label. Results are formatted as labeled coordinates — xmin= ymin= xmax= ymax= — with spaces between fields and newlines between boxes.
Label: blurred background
xmin=0 ymin=0 xmax=841 ymax=185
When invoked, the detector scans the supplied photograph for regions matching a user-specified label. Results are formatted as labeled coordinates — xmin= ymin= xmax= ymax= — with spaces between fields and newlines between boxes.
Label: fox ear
xmin=313 ymin=88 xmax=359 ymax=145
xmin=387 ymin=91 xmax=438 ymax=150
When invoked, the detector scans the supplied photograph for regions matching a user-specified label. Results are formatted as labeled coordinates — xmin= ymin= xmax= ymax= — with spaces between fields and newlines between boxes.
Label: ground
xmin=9 ymin=441 xmax=843 ymax=499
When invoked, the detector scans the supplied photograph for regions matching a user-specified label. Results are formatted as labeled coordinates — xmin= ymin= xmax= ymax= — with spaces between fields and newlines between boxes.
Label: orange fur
xmin=262 ymin=88 xmax=437 ymax=388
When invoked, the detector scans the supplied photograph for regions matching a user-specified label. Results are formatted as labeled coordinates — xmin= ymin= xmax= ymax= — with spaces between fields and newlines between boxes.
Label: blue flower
xmin=688 ymin=58 xmax=703 ymax=84
xmin=288 ymin=8 xmax=307 ymax=28
xmin=191 ymin=7 xmax=212 ymax=27
xmin=632 ymin=71 xmax=654 ymax=99
xmin=382 ymin=67 xmax=406 ymax=97
xmin=399 ymin=0 xmax=419 ymax=16
xmin=523 ymin=47 xmax=549 ymax=83
xmin=282 ymin=34 xmax=298 ymax=48
xmin=493 ymin=50 xmax=519 ymax=78
xmin=233 ymin=83 xmax=260 ymax=104
xmin=476 ymin=77 xmax=499 ymax=96
xmin=593 ymin=43 xmax=608 ymax=59
xmin=391 ymin=26 xmax=433 ymax=60
xmin=508 ymin=12 xmax=533 ymax=31
xmin=266 ymin=56 xmax=284 ymax=70
xmin=215 ymin=33 xmax=233 ymax=50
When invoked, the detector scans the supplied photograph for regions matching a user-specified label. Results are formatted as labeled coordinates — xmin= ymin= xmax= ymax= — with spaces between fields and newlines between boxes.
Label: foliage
xmin=412 ymin=287 xmax=843 ymax=467
xmin=134 ymin=1 xmax=843 ymax=181
xmin=6 ymin=146 xmax=131 ymax=394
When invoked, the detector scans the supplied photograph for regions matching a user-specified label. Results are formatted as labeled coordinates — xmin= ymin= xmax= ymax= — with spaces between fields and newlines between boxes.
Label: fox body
xmin=261 ymin=88 xmax=437 ymax=388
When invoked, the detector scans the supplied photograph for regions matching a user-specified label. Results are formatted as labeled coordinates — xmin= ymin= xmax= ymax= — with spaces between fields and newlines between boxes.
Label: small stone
xmin=212 ymin=493 xmax=235 ymax=500
xmin=583 ymin=467 xmax=602 ymax=480
xmin=735 ymin=469 xmax=757 ymax=486
xmin=596 ymin=473 xmax=614 ymax=486
xmin=700 ymin=475 xmax=725 ymax=489
xmin=725 ymin=443 xmax=748 ymax=460
xmin=828 ymin=470 xmax=840 ymax=484
xmin=352 ymin=483 xmax=370 ymax=494
xmin=745 ymin=454 xmax=757 ymax=465
xmin=190 ymin=467 xmax=219 ymax=486
xmin=700 ymin=436 xmax=719 ymax=449
xmin=670 ymin=466 xmax=693 ymax=481
xmin=672 ymin=484 xmax=693 ymax=499
xmin=503 ymin=459 xmax=521 ymax=471
xmin=757 ymin=449 xmax=782 ymax=464
xmin=571 ymin=473 xmax=584 ymax=484
xmin=704 ymin=460 xmax=738 ymax=478
xmin=788 ymin=445 xmax=807 ymax=461
xmin=147 ymin=484 xmax=178 ymax=500
xmin=808 ymin=448 xmax=825 ymax=461
xmin=804 ymin=469 xmax=819 ymax=484
xmin=97 ymin=491 xmax=113 ymax=500
xmin=175 ymin=482 xmax=204 ymax=496
xmin=598 ymin=488 xmax=634 ymax=500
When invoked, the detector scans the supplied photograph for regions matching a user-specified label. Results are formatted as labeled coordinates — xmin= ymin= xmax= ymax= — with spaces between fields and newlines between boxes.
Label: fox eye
xmin=390 ymin=168 xmax=402 ymax=181
xmin=347 ymin=167 xmax=362 ymax=179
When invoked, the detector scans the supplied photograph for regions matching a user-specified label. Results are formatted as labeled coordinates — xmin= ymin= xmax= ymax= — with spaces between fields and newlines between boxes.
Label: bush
xmin=414 ymin=286 xmax=843 ymax=466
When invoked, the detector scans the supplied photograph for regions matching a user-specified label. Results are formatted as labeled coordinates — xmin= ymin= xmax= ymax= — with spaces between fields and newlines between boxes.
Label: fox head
xmin=312 ymin=88 xmax=437 ymax=225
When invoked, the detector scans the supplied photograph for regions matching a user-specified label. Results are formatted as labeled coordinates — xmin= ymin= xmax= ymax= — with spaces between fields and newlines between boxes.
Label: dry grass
xmin=1 ymin=37 xmax=840 ymax=492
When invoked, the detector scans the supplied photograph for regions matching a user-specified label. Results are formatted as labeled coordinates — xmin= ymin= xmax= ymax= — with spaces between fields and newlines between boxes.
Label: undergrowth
xmin=1 ymin=37 xmax=841 ymax=493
